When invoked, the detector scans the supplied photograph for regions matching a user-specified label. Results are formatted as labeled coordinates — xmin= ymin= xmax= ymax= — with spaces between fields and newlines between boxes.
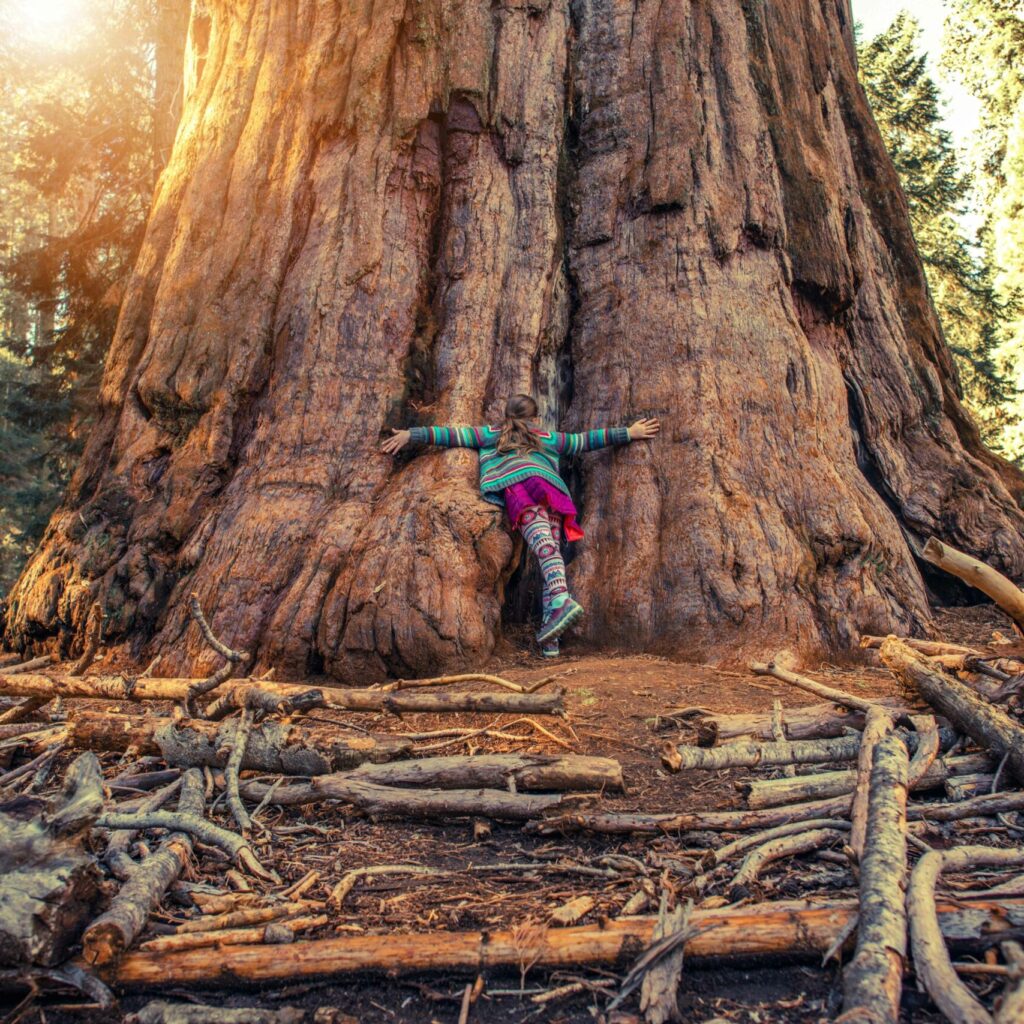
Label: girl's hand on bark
xmin=628 ymin=417 xmax=660 ymax=441
xmin=381 ymin=428 xmax=411 ymax=454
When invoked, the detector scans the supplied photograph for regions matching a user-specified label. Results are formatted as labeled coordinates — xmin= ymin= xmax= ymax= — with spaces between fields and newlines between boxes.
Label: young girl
xmin=381 ymin=395 xmax=660 ymax=657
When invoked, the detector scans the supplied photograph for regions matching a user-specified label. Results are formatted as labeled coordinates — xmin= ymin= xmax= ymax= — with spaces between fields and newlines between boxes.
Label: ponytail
xmin=496 ymin=394 xmax=544 ymax=454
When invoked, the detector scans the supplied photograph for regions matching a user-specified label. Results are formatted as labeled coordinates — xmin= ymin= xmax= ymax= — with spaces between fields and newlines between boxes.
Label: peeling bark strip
xmin=5 ymin=0 xmax=1024 ymax=677
xmin=66 ymin=712 xmax=412 ymax=772
xmin=103 ymin=898 xmax=1024 ymax=989
xmin=880 ymin=637 xmax=1024 ymax=783
xmin=841 ymin=734 xmax=909 ymax=1024
xmin=0 ymin=674 xmax=564 ymax=716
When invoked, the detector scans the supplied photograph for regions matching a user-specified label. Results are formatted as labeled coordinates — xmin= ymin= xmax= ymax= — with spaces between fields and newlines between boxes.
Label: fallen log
xmin=691 ymin=703 xmax=876 ymax=746
xmin=309 ymin=776 xmax=580 ymax=822
xmin=0 ymin=673 xmax=565 ymax=715
xmin=103 ymin=897 xmax=1024 ymax=988
xmin=661 ymin=734 xmax=862 ymax=773
xmin=530 ymin=794 xmax=855 ymax=835
xmin=125 ymin=1001 xmax=305 ymax=1024
xmin=66 ymin=712 xmax=412 ymax=773
xmin=339 ymin=754 xmax=622 ymax=793
xmin=136 ymin=914 xmax=327 ymax=953
xmin=739 ymin=752 xmax=993 ymax=809
xmin=750 ymin=661 xmax=893 ymax=714
xmin=861 ymin=636 xmax=976 ymax=657
xmin=996 ymin=941 xmax=1024 ymax=1024
xmin=880 ymin=637 xmax=1024 ymax=784
xmin=94 ymin=811 xmax=269 ymax=879
xmin=0 ymin=753 xmax=104 ymax=966
xmin=730 ymin=828 xmax=847 ymax=895
xmin=840 ymin=734 xmax=909 ymax=1023
xmin=908 ymin=846 xmax=1024 ymax=1024
xmin=701 ymin=819 xmax=851 ymax=870
xmin=0 ymin=696 xmax=49 ymax=726
xmin=83 ymin=769 xmax=205 ymax=966
xmin=922 ymin=537 xmax=1024 ymax=634
xmin=907 ymin=790 xmax=1024 ymax=823
xmin=849 ymin=706 xmax=895 ymax=861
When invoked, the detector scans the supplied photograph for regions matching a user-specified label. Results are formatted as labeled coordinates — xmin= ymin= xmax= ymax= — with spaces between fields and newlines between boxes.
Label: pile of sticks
xmin=4 ymin=541 xmax=1024 ymax=1024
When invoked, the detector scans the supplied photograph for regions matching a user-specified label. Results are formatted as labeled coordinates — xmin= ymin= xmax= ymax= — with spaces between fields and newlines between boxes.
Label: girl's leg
xmin=539 ymin=513 xmax=566 ymax=655
xmin=518 ymin=506 xmax=569 ymax=615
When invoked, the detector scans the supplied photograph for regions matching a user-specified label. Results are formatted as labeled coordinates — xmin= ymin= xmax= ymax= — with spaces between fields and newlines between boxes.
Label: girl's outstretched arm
xmin=380 ymin=425 xmax=499 ymax=454
xmin=540 ymin=417 xmax=659 ymax=455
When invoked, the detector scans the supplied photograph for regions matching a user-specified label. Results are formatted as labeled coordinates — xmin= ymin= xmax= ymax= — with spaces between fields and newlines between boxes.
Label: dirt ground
xmin=7 ymin=603 xmax=1016 ymax=1024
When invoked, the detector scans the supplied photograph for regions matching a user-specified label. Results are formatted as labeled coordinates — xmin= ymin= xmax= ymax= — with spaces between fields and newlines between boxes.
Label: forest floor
xmin=21 ymin=603 xmax=1012 ymax=1024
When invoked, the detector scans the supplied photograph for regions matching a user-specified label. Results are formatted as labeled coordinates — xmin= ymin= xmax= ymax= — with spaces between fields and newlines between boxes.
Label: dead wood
xmin=908 ymin=790 xmax=1024 ymax=822
xmin=125 ymin=1001 xmax=305 ymax=1024
xmin=701 ymin=819 xmax=851 ymax=870
xmin=861 ymin=636 xmax=977 ymax=656
xmin=637 ymin=898 xmax=689 ymax=1024
xmin=136 ymin=914 xmax=327 ymax=953
xmin=104 ymin=897 xmax=1024 ymax=988
xmin=880 ymin=636 xmax=1024 ymax=783
xmin=206 ymin=684 xmax=325 ymax=721
xmin=739 ymin=752 xmax=992 ymax=809
xmin=223 ymin=709 xmax=254 ymax=832
xmin=105 ymin=776 xmax=185 ymax=880
xmin=309 ymin=775 xmax=581 ymax=821
xmin=908 ymin=846 xmax=1024 ymax=1024
xmin=83 ymin=769 xmax=205 ymax=965
xmin=730 ymin=828 xmax=847 ymax=895
xmin=922 ymin=537 xmax=1024 ymax=634
xmin=184 ymin=594 xmax=250 ymax=716
xmin=750 ymin=660 xmax=893 ymax=714
xmin=0 ymin=672 xmax=565 ymax=715
xmin=0 ymin=752 xmax=103 ymax=966
xmin=692 ymin=703 xmax=871 ymax=745
xmin=850 ymin=706 xmax=895 ymax=861
xmin=840 ymin=734 xmax=909 ymax=1024
xmin=996 ymin=941 xmax=1024 ymax=1024
xmin=66 ymin=712 xmax=412 ymax=773
xmin=662 ymin=734 xmax=862 ymax=772
xmin=906 ymin=715 xmax=941 ymax=789
xmin=94 ymin=809 xmax=269 ymax=878
xmin=531 ymin=794 xmax=855 ymax=835
xmin=340 ymin=753 xmax=623 ymax=792
xmin=174 ymin=902 xmax=322 ymax=934
xmin=0 ymin=696 xmax=49 ymax=726
xmin=3 ymin=654 xmax=58 ymax=675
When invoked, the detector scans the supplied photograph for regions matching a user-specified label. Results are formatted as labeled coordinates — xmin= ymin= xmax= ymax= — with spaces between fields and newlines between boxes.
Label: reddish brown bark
xmin=4 ymin=0 xmax=1024 ymax=678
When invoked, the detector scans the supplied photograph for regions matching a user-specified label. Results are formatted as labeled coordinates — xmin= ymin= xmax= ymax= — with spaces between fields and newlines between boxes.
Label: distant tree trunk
xmin=5 ymin=0 xmax=1024 ymax=679
xmin=152 ymin=0 xmax=191 ymax=178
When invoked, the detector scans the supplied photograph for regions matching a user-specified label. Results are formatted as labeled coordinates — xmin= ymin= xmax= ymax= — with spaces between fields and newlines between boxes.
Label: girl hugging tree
xmin=382 ymin=394 xmax=660 ymax=657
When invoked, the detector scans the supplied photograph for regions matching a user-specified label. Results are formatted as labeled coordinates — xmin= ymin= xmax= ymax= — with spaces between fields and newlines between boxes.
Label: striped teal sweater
xmin=408 ymin=424 xmax=632 ymax=506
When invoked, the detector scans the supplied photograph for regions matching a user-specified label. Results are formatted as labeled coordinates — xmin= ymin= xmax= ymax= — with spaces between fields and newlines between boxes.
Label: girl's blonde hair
xmin=496 ymin=394 xmax=544 ymax=454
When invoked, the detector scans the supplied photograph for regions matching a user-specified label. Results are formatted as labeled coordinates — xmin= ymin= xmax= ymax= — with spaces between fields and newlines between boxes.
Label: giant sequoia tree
xmin=4 ymin=0 xmax=1024 ymax=679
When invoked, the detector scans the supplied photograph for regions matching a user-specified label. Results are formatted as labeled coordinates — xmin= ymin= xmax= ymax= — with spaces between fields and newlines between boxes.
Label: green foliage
xmin=858 ymin=11 xmax=1021 ymax=457
xmin=0 ymin=1 xmax=184 ymax=596
xmin=942 ymin=0 xmax=1024 ymax=458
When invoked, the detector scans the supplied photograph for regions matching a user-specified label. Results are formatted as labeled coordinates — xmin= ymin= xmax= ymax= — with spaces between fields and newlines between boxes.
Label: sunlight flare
xmin=10 ymin=0 xmax=86 ymax=44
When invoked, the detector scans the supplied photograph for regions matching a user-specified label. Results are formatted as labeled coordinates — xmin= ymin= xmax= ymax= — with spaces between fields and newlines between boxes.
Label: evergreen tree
xmin=858 ymin=12 xmax=1019 ymax=456
xmin=942 ymin=0 xmax=1024 ymax=456
xmin=0 ymin=0 xmax=187 ymax=596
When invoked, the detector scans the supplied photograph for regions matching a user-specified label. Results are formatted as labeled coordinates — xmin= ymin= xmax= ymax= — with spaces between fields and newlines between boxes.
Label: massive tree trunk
xmin=4 ymin=0 xmax=1024 ymax=679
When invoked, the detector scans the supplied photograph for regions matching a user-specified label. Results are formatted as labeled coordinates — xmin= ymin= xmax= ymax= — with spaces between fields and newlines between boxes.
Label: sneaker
xmin=537 ymin=597 xmax=584 ymax=643
xmin=540 ymin=637 xmax=560 ymax=658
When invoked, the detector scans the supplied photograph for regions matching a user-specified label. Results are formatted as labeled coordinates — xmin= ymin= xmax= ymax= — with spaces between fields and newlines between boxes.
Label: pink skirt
xmin=503 ymin=475 xmax=584 ymax=541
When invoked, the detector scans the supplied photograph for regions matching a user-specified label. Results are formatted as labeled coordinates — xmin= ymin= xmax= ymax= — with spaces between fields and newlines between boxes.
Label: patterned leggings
xmin=517 ymin=505 xmax=568 ymax=620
